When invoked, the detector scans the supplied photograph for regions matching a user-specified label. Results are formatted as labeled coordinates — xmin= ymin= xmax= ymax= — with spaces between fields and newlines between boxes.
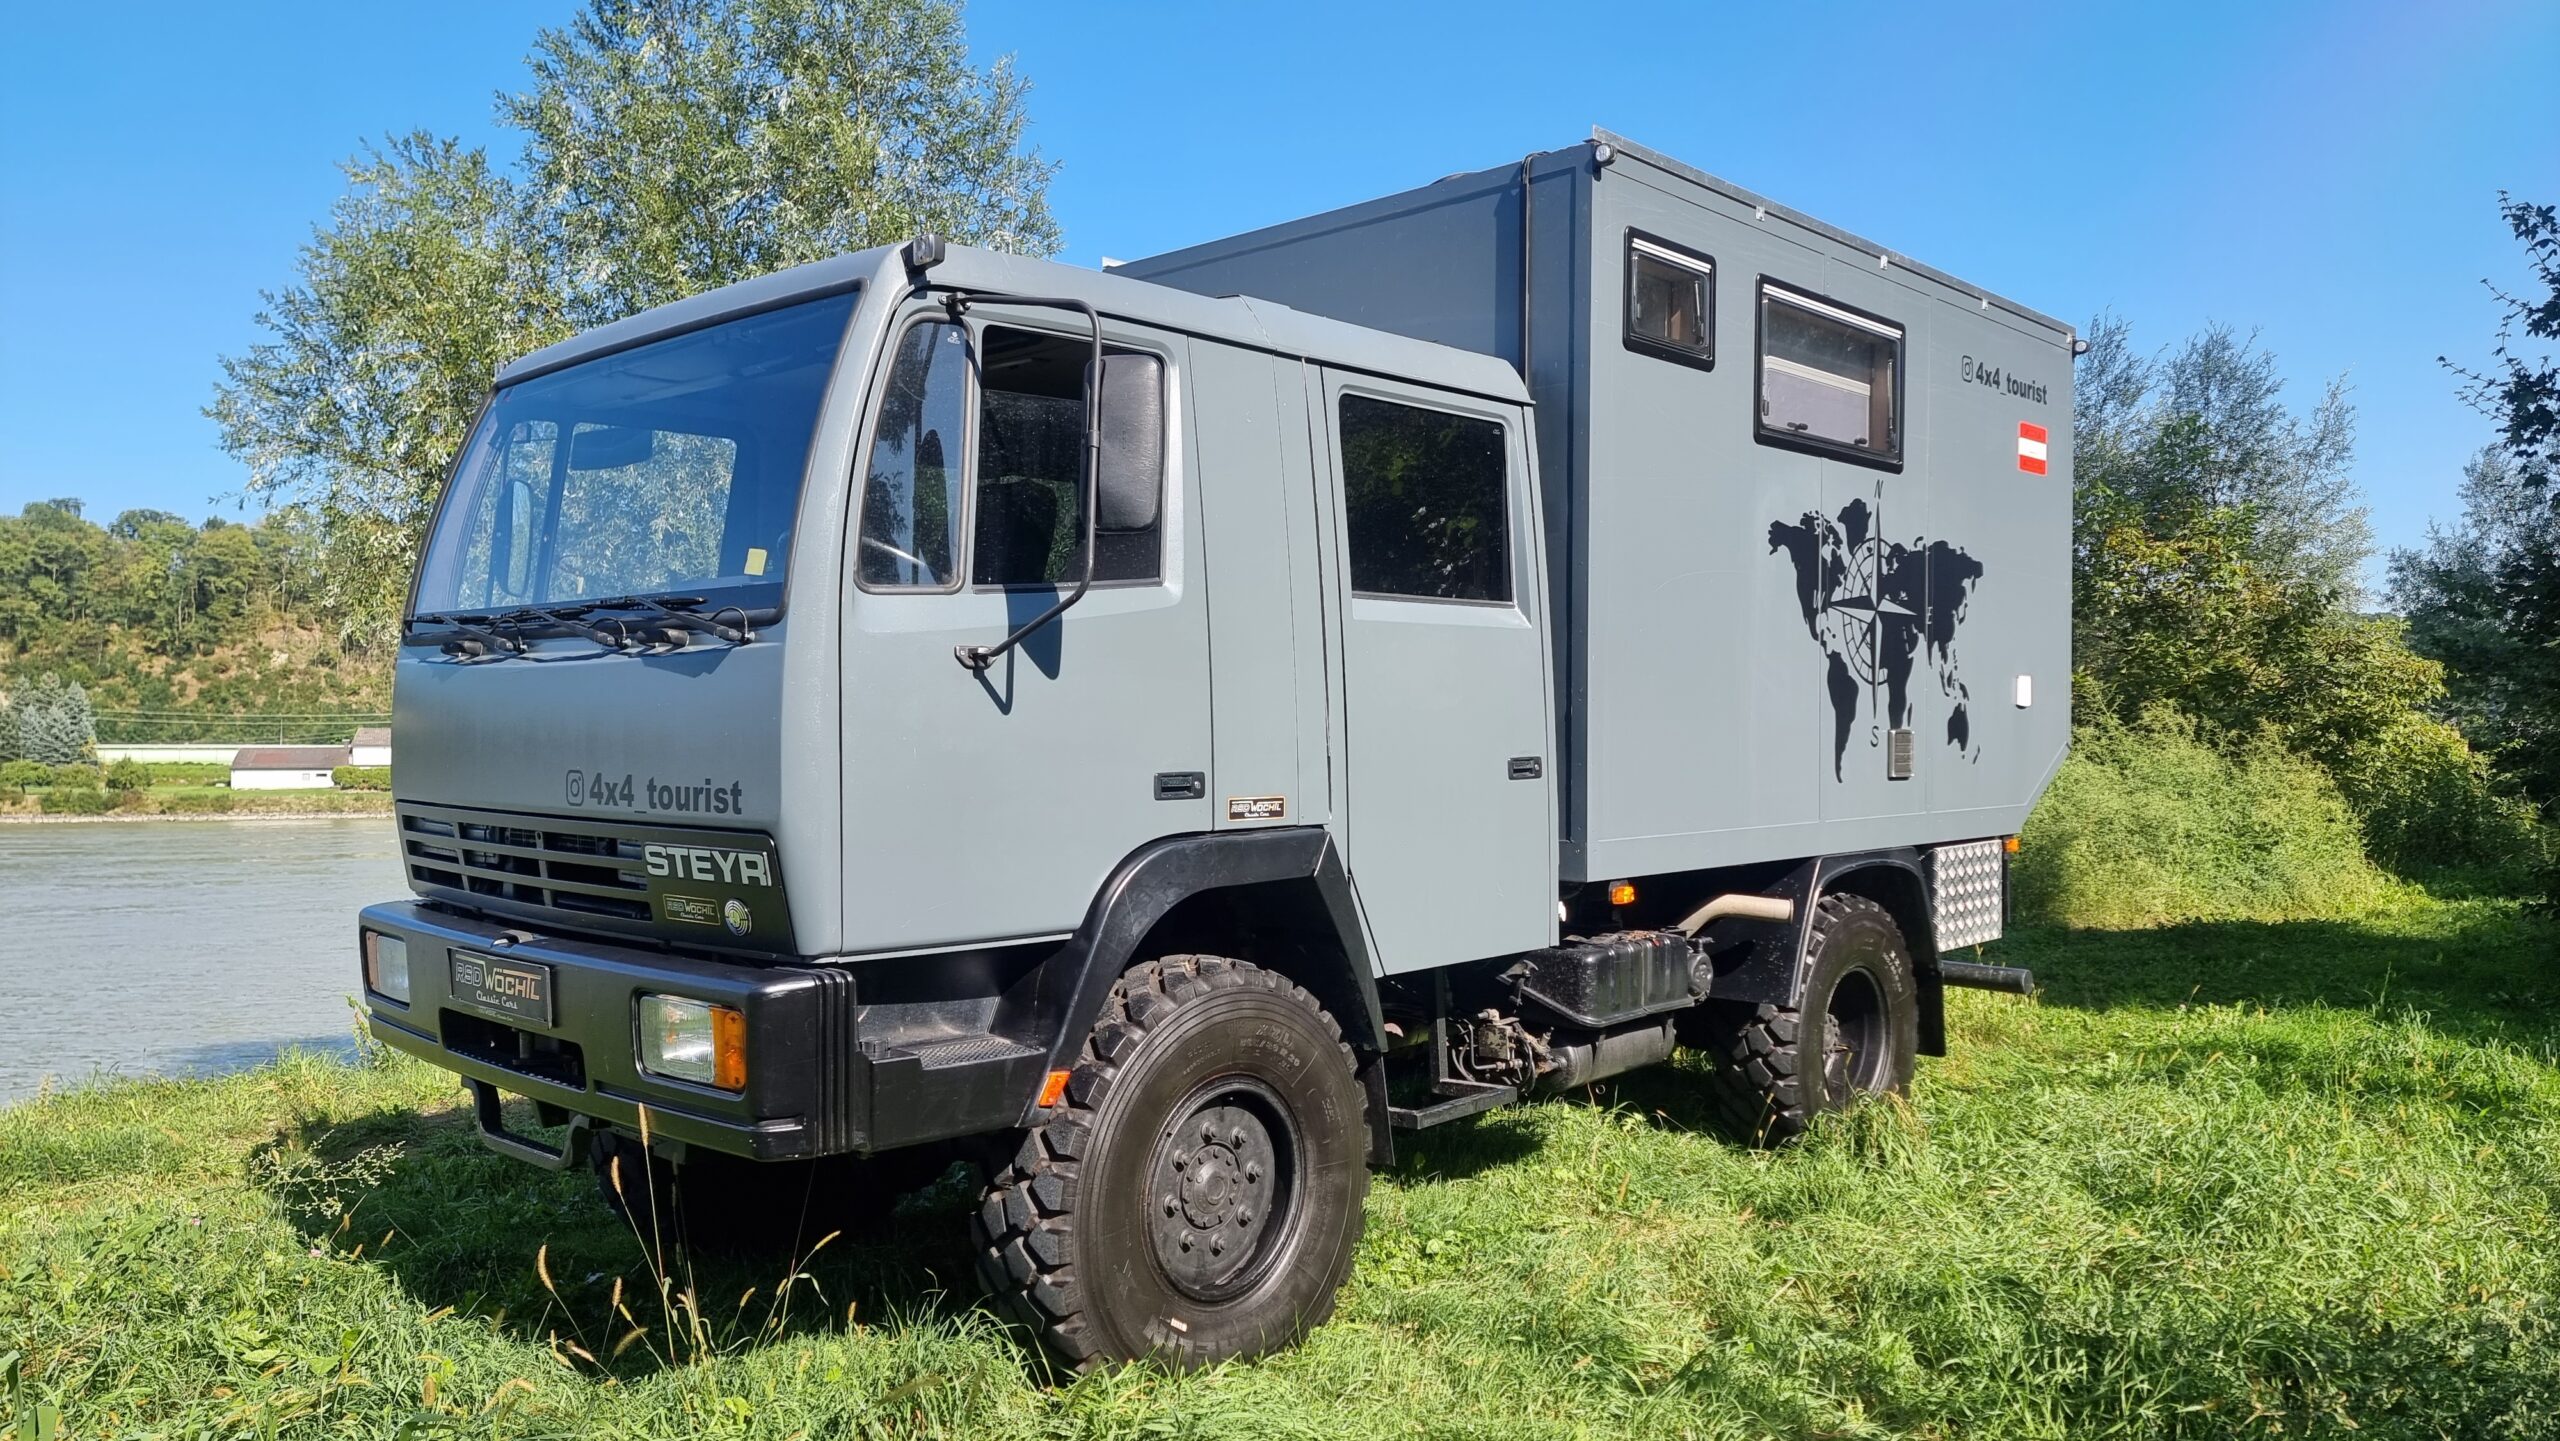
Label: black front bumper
xmin=357 ymin=901 xmax=1046 ymax=1163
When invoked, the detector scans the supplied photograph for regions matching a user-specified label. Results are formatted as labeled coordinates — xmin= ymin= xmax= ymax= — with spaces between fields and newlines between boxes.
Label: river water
xmin=0 ymin=818 xmax=405 ymax=1104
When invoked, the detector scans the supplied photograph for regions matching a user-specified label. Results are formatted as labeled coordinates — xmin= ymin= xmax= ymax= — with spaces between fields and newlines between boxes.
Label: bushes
xmin=0 ymin=760 xmax=47 ymax=789
xmin=39 ymin=784 xmax=109 ymax=816
xmin=144 ymin=761 xmax=230 ymax=786
xmin=2330 ymin=712 xmax=2549 ymax=885
xmin=160 ymin=790 xmax=236 ymax=814
xmin=2016 ymin=706 xmax=2394 ymax=929
xmin=331 ymin=766 xmax=391 ymax=791
xmin=104 ymin=757 xmax=151 ymax=791
xmin=50 ymin=764 xmax=99 ymax=788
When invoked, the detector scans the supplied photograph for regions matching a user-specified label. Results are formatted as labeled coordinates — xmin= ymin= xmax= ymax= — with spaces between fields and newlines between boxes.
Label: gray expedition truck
xmin=357 ymin=131 xmax=2072 ymax=1369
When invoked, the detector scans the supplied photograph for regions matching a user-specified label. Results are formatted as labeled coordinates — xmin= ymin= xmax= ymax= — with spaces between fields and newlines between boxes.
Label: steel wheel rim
xmin=1822 ymin=966 xmax=1889 ymax=1099
xmin=1144 ymin=1074 xmax=1302 ymax=1303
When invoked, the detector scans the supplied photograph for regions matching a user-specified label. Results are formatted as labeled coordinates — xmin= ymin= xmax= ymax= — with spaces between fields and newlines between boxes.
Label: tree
xmin=14 ymin=673 xmax=96 ymax=766
xmin=211 ymin=136 xmax=566 ymax=647
xmin=2073 ymin=317 xmax=2534 ymax=874
xmin=507 ymin=0 xmax=1058 ymax=325
xmin=2403 ymin=195 xmax=2560 ymax=817
xmin=2075 ymin=316 xmax=2369 ymax=599
xmin=211 ymin=0 xmax=1058 ymax=647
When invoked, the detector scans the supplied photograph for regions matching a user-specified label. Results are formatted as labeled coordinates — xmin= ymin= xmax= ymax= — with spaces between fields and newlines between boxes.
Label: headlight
xmin=362 ymin=931 xmax=410 ymax=1004
xmin=637 ymin=995 xmax=746 ymax=1090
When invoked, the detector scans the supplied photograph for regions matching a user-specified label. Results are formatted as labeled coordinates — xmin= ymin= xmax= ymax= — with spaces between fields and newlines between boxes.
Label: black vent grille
xmin=400 ymin=805 xmax=654 ymax=927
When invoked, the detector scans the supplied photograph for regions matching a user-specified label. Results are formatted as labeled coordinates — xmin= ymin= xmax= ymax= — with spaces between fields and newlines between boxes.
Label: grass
xmin=0 ymin=786 xmax=393 ymax=820
xmin=4 ymin=893 xmax=2556 ymax=1438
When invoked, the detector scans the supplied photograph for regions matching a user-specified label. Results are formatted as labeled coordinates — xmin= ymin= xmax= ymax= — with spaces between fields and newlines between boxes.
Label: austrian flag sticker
xmin=2016 ymin=421 xmax=2049 ymax=476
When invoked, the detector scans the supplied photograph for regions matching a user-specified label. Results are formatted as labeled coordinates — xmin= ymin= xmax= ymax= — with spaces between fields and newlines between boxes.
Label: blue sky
xmin=3 ymin=0 xmax=2553 ymax=592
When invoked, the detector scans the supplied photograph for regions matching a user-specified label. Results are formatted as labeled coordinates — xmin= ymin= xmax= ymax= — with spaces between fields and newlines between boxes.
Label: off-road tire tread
xmin=969 ymin=954 xmax=1363 ymax=1371
xmin=1700 ymin=892 xmax=1904 ymax=1147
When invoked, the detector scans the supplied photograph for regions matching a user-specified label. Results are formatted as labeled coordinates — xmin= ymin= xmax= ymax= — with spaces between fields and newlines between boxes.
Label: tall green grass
xmin=2016 ymin=707 xmax=2400 ymax=929
xmin=5 ymin=896 xmax=2558 ymax=1438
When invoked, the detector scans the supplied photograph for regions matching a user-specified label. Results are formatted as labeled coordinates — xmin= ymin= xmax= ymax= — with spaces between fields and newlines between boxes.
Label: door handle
xmin=1508 ymin=756 xmax=1543 ymax=781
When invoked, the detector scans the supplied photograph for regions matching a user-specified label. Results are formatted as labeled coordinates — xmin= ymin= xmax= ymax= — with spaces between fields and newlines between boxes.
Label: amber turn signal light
xmin=1607 ymin=881 xmax=1637 ymax=906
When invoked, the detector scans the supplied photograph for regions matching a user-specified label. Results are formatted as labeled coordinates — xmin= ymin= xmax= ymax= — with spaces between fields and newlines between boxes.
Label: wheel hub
xmin=1149 ymin=1090 xmax=1292 ymax=1300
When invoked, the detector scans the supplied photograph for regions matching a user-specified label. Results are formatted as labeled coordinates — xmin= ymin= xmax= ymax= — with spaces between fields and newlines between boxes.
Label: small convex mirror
xmin=1092 ymin=352 xmax=1163 ymax=533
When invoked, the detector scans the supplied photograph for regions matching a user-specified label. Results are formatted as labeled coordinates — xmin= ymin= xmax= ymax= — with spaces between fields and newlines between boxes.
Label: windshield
xmin=413 ymin=291 xmax=856 ymax=619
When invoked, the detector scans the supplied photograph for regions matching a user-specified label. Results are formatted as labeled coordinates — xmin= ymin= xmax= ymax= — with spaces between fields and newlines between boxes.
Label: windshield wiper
xmin=496 ymin=603 xmax=636 ymax=651
xmin=585 ymin=594 xmax=756 ymax=646
xmin=408 ymin=612 xmax=528 ymax=657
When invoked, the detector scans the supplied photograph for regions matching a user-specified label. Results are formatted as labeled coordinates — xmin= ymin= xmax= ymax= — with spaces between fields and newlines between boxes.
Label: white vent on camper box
xmin=1928 ymin=839 xmax=2005 ymax=951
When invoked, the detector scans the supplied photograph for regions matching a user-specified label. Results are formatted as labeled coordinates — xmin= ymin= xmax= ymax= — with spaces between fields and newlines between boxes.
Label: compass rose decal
xmin=1769 ymin=498 xmax=1985 ymax=780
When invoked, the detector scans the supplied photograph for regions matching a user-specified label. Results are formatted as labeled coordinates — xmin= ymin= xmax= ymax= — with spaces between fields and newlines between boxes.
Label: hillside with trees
xmin=0 ymin=499 xmax=391 ymax=745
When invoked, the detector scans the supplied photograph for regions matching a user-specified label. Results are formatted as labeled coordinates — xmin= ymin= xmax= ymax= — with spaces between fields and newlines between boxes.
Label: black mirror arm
xmin=951 ymin=294 xmax=1104 ymax=672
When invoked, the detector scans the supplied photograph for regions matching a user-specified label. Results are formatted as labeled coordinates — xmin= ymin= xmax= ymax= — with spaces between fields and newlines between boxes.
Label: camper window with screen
xmin=1339 ymin=394 xmax=1512 ymax=603
xmin=1756 ymin=282 xmax=1903 ymax=467
xmin=1624 ymin=232 xmax=1713 ymax=366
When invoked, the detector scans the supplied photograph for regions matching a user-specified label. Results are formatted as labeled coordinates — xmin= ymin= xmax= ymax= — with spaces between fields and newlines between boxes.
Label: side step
xmin=1387 ymin=1080 xmax=1518 ymax=1131
xmin=1939 ymin=960 xmax=2036 ymax=995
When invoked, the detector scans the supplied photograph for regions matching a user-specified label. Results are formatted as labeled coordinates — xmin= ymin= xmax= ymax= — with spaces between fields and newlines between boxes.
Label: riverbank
xmin=0 ymin=790 xmax=392 ymax=822
xmin=5 ymin=895 xmax=2555 ymax=1438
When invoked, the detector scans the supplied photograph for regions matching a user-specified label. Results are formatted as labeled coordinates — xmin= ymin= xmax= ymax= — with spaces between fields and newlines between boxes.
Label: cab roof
xmin=496 ymin=242 xmax=1534 ymax=407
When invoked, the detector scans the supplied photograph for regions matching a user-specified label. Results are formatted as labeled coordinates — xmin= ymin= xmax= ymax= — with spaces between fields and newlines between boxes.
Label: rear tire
xmin=971 ymin=955 xmax=1369 ymax=1371
xmin=1697 ymin=892 xmax=1917 ymax=1145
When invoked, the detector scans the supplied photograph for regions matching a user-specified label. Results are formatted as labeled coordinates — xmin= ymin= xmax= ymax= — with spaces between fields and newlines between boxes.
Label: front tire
xmin=1698 ymin=892 xmax=1918 ymax=1145
xmin=972 ymin=955 xmax=1369 ymax=1371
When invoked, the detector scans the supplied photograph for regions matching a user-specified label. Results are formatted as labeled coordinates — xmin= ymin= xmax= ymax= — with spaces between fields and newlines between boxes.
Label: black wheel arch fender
xmin=1699 ymin=848 xmax=1947 ymax=1057
xmin=1011 ymin=827 xmax=1388 ymax=1126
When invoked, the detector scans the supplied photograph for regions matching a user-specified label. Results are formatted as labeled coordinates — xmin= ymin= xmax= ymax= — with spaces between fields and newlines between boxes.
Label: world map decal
xmin=1768 ymin=499 xmax=1986 ymax=781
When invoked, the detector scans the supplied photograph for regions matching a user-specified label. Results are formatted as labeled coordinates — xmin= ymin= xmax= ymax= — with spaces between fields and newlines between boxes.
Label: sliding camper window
xmin=1624 ymin=231 xmax=1714 ymax=367
xmin=1755 ymin=282 xmax=1904 ymax=468
xmin=1339 ymin=394 xmax=1512 ymax=604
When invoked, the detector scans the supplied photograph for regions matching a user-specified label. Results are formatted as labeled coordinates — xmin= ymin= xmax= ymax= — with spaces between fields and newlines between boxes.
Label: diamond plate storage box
xmin=1928 ymin=840 xmax=2006 ymax=951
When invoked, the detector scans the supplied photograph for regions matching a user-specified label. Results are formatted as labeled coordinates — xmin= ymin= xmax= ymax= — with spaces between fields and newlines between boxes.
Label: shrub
xmin=331 ymin=766 xmax=391 ymax=791
xmin=0 ymin=759 xmax=48 ymax=789
xmin=110 ymin=786 xmax=151 ymax=810
xmin=50 ymin=763 xmax=101 ymax=788
xmin=144 ymin=761 xmax=231 ymax=786
xmin=104 ymin=757 xmax=152 ymax=791
xmin=2015 ymin=705 xmax=2393 ymax=929
xmin=161 ymin=790 xmax=236 ymax=814
xmin=2329 ymin=712 xmax=2549 ymax=885
xmin=40 ymin=785 xmax=111 ymax=816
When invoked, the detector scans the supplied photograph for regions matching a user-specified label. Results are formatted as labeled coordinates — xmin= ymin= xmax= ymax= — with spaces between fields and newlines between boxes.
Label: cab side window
xmin=856 ymin=321 xmax=970 ymax=589
xmin=1339 ymin=394 xmax=1512 ymax=603
xmin=972 ymin=325 xmax=1164 ymax=587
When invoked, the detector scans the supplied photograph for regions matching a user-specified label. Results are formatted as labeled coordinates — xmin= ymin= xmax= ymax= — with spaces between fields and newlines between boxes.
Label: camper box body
xmin=1123 ymin=132 xmax=2075 ymax=885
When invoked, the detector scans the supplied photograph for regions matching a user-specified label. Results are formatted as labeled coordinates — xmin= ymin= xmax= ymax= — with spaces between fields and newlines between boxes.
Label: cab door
xmin=1317 ymin=371 xmax=1555 ymax=973
xmin=837 ymin=305 xmax=1211 ymax=952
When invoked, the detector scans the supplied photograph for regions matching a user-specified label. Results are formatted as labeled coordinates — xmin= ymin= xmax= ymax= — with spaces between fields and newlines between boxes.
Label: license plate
xmin=451 ymin=951 xmax=554 ymax=1026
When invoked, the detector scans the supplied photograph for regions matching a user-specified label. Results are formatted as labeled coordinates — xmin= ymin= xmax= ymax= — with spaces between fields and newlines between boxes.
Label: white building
xmin=230 ymin=746 xmax=350 ymax=790
xmin=350 ymin=726 xmax=393 ymax=769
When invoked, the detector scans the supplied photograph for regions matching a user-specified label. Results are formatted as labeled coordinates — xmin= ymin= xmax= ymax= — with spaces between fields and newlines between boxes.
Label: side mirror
xmin=1092 ymin=353 xmax=1163 ymax=533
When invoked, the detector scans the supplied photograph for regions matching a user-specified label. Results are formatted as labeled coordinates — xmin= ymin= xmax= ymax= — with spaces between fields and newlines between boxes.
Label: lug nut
xmin=1171 ymin=1150 xmax=1187 ymax=1172
xmin=1237 ymin=1208 xmax=1253 ymax=1226
xmin=1244 ymin=1163 xmax=1262 ymax=1183
xmin=1210 ymin=1236 xmax=1224 ymax=1255
xmin=1230 ymin=1127 xmax=1246 ymax=1147
xmin=1202 ymin=1122 xmax=1217 ymax=1142
xmin=1164 ymin=1196 xmax=1177 ymax=1216
xmin=1179 ymin=1234 xmax=1193 ymax=1252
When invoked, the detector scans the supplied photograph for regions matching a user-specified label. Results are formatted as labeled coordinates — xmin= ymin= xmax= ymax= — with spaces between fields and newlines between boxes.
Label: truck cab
xmin=359 ymin=134 xmax=2067 ymax=1373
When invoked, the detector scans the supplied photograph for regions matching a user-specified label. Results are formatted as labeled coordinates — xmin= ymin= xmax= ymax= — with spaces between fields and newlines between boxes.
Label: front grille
xmin=400 ymin=808 xmax=653 ymax=923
